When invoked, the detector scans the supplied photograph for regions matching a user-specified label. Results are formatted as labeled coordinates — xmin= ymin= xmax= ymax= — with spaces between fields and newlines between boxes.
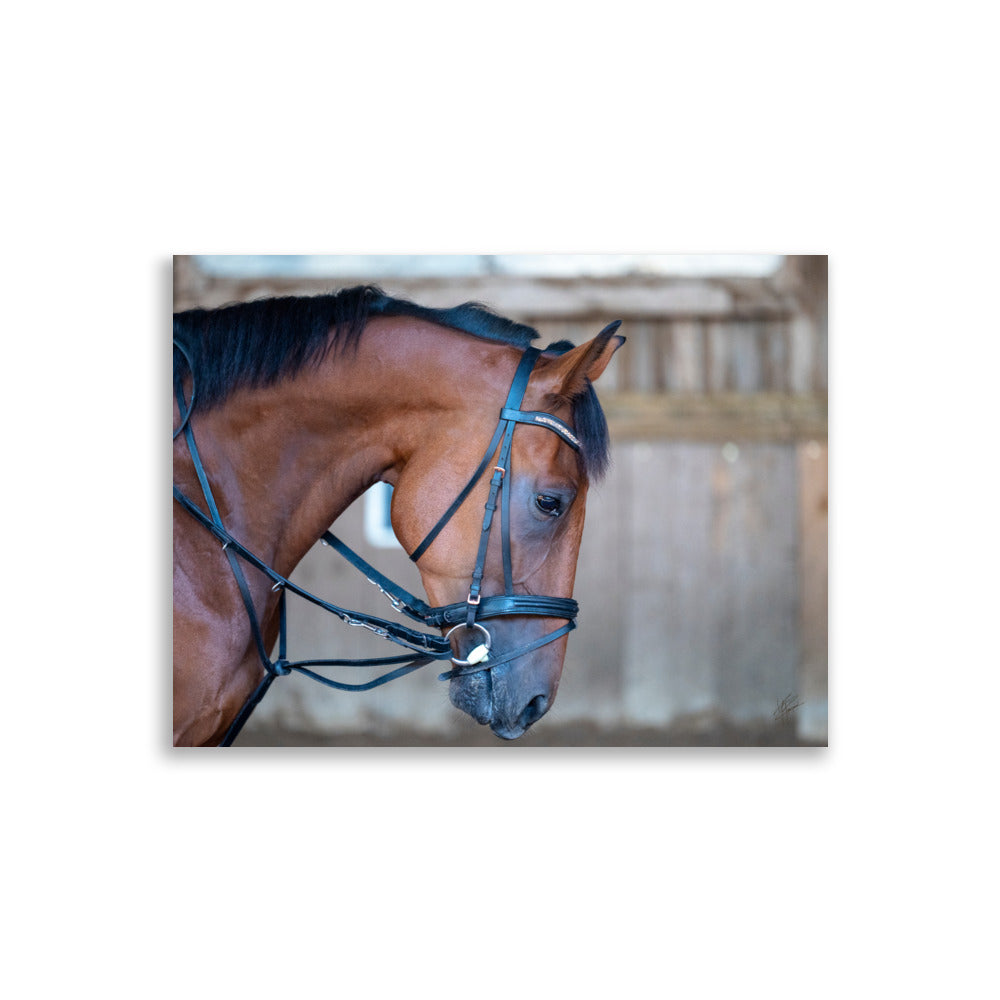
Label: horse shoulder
xmin=172 ymin=513 xmax=266 ymax=746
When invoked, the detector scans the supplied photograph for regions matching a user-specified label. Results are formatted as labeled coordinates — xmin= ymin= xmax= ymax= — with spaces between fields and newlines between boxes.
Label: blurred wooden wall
xmin=173 ymin=256 xmax=828 ymax=744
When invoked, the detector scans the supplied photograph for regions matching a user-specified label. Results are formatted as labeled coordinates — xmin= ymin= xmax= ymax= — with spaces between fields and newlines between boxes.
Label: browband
xmin=499 ymin=408 xmax=581 ymax=450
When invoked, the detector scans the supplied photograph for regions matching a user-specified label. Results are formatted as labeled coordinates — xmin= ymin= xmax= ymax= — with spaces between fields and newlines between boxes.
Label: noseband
xmin=173 ymin=341 xmax=586 ymax=745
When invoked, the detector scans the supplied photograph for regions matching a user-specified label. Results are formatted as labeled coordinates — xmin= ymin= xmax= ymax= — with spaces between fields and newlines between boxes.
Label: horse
xmin=173 ymin=285 xmax=624 ymax=746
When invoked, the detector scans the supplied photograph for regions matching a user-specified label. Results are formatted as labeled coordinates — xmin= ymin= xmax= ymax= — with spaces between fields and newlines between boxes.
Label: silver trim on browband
xmin=499 ymin=408 xmax=581 ymax=450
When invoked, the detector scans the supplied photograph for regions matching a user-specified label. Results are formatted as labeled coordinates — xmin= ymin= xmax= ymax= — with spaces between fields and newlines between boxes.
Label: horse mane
xmin=173 ymin=285 xmax=610 ymax=479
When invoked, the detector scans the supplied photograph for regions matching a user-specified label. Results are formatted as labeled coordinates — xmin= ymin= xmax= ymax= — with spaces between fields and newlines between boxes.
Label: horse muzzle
xmin=444 ymin=619 xmax=564 ymax=738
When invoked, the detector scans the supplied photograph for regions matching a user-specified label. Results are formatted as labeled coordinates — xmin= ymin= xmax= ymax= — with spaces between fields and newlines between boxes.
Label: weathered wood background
xmin=173 ymin=255 xmax=828 ymax=744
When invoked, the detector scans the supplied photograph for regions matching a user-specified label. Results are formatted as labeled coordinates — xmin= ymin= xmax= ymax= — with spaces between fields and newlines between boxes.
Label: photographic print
xmin=172 ymin=254 xmax=827 ymax=747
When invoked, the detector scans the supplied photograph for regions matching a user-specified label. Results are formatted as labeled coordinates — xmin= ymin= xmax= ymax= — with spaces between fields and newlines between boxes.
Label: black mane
xmin=173 ymin=286 xmax=610 ymax=479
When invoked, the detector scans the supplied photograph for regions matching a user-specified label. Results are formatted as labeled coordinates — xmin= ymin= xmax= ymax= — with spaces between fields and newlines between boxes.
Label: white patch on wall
xmin=364 ymin=482 xmax=400 ymax=549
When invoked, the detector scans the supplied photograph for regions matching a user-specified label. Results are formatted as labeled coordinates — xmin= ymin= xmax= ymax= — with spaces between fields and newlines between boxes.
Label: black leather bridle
xmin=173 ymin=339 xmax=593 ymax=745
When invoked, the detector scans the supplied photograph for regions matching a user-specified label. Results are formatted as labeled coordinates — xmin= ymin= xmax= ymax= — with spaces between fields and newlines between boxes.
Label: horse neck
xmin=174 ymin=317 xmax=517 ymax=578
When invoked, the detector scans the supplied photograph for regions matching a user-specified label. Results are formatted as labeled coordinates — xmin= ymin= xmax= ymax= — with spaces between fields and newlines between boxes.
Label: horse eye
xmin=535 ymin=494 xmax=563 ymax=517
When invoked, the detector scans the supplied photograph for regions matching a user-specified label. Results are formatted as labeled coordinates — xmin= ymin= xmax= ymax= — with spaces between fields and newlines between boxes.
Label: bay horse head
xmin=387 ymin=325 xmax=624 ymax=738
xmin=172 ymin=287 xmax=623 ymax=745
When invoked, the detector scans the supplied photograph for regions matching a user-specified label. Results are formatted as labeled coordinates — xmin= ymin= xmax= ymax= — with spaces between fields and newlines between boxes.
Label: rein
xmin=173 ymin=340 xmax=586 ymax=746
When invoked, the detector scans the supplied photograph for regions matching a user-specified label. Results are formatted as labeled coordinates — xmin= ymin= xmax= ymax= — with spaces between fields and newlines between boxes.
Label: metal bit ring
xmin=444 ymin=622 xmax=492 ymax=667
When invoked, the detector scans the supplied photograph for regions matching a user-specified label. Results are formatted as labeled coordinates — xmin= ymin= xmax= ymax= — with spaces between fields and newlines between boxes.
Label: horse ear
xmin=542 ymin=321 xmax=625 ymax=401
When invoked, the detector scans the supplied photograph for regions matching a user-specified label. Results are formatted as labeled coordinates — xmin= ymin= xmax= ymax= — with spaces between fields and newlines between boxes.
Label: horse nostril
xmin=518 ymin=694 xmax=549 ymax=729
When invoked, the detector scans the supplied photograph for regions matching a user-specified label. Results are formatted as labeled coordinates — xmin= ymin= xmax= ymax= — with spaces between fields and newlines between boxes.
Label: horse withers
xmin=172 ymin=287 xmax=623 ymax=746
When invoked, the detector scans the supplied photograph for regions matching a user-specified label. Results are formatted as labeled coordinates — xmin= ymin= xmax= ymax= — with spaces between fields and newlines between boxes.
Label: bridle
xmin=172 ymin=337 xmax=600 ymax=746
xmin=406 ymin=345 xmax=581 ymax=672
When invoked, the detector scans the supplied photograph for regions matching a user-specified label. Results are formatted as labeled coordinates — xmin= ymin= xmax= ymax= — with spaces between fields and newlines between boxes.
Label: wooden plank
xmin=617 ymin=441 xmax=804 ymax=730
xmin=651 ymin=321 xmax=669 ymax=393
xmin=763 ymin=319 xmax=789 ymax=393
xmin=706 ymin=319 xmax=731 ymax=392
xmin=797 ymin=440 xmax=828 ymax=743
xmin=626 ymin=319 xmax=657 ymax=393
xmin=787 ymin=313 xmax=818 ymax=394
xmin=603 ymin=392 xmax=828 ymax=442
xmin=667 ymin=319 xmax=703 ymax=393
xmin=816 ymin=317 xmax=829 ymax=393
xmin=710 ymin=443 xmax=800 ymax=723
xmin=622 ymin=442 xmax=719 ymax=726
xmin=174 ymin=259 xmax=806 ymax=320
xmin=730 ymin=320 xmax=763 ymax=392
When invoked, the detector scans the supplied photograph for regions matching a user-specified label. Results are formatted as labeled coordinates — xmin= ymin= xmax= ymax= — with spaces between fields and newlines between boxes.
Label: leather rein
xmin=173 ymin=341 xmax=584 ymax=746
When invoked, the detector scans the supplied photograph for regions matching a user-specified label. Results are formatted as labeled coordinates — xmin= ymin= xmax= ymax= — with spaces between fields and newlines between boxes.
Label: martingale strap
xmin=173 ymin=488 xmax=452 ymax=656
xmin=173 ymin=339 xmax=582 ymax=746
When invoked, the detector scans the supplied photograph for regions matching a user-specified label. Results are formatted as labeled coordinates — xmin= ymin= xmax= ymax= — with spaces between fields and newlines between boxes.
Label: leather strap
xmin=438 ymin=622 xmax=577 ymax=680
xmin=172 ymin=340 xmax=197 ymax=441
xmin=408 ymin=347 xmax=541 ymax=564
xmin=428 ymin=594 xmax=578 ymax=625
xmin=408 ymin=418 xmax=508 ymax=564
xmin=316 ymin=530 xmax=578 ymax=625
xmin=321 ymin=531 xmax=433 ymax=623
xmin=174 ymin=487 xmax=451 ymax=656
